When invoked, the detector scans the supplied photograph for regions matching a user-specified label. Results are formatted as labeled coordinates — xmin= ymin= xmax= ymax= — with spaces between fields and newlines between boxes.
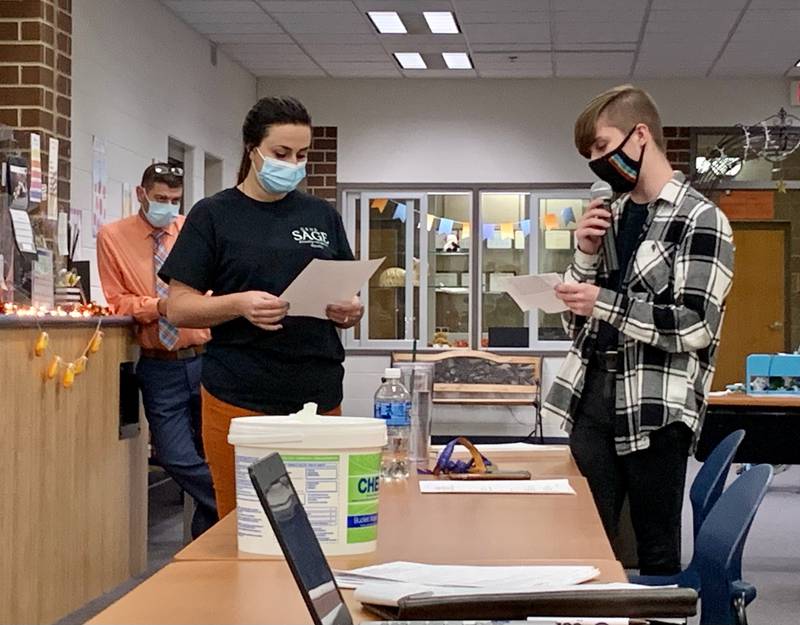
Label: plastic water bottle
xmin=373 ymin=368 xmax=411 ymax=480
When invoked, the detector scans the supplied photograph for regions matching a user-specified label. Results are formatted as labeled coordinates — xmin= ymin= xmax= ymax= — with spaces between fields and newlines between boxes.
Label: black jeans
xmin=569 ymin=366 xmax=692 ymax=576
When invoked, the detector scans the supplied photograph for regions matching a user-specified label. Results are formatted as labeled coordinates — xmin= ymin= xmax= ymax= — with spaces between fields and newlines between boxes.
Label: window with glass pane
xmin=536 ymin=197 xmax=589 ymax=341
xmin=426 ymin=194 xmax=471 ymax=348
xmin=480 ymin=193 xmax=529 ymax=348
xmin=363 ymin=197 xmax=419 ymax=341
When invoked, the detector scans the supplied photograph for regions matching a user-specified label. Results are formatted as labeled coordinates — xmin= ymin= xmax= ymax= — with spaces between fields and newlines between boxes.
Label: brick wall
xmin=663 ymin=126 xmax=691 ymax=175
xmin=0 ymin=0 xmax=72 ymax=223
xmin=306 ymin=126 xmax=337 ymax=205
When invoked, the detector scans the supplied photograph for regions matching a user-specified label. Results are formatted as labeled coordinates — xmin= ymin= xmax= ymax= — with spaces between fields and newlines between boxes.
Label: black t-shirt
xmin=595 ymin=199 xmax=650 ymax=353
xmin=159 ymin=188 xmax=355 ymax=413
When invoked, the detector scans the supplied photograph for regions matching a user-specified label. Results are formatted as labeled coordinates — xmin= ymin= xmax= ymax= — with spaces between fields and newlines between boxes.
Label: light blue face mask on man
xmin=144 ymin=199 xmax=179 ymax=229
xmin=255 ymin=148 xmax=307 ymax=194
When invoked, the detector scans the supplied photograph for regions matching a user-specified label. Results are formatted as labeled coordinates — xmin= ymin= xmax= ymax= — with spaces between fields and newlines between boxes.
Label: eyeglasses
xmin=153 ymin=164 xmax=184 ymax=177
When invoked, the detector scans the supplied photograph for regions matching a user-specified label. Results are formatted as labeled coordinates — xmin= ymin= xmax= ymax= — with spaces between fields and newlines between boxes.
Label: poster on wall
xmin=91 ymin=135 xmax=107 ymax=242
xmin=47 ymin=137 xmax=59 ymax=220
xmin=122 ymin=182 xmax=132 ymax=219
xmin=7 ymin=158 xmax=29 ymax=210
xmin=29 ymin=133 xmax=43 ymax=205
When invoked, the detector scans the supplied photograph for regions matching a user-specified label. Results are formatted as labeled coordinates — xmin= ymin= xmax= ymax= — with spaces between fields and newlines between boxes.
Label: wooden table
xmin=175 ymin=448 xmax=607 ymax=563
xmin=87 ymin=559 xmax=627 ymax=625
xmin=89 ymin=446 xmax=625 ymax=624
xmin=699 ymin=393 xmax=800 ymax=464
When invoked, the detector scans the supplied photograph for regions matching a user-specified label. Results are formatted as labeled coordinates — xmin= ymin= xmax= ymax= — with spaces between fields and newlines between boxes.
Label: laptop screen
xmin=249 ymin=456 xmax=353 ymax=625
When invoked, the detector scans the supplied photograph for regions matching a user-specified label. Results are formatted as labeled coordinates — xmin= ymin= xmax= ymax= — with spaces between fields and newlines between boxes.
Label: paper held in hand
xmin=280 ymin=257 xmax=384 ymax=319
xmin=500 ymin=273 xmax=567 ymax=314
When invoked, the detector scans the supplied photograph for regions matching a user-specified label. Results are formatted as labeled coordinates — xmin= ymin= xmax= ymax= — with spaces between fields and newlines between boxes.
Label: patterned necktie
xmin=151 ymin=230 xmax=180 ymax=351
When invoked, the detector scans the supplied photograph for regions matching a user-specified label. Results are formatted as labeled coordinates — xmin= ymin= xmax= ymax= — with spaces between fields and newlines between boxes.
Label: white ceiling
xmin=161 ymin=0 xmax=800 ymax=79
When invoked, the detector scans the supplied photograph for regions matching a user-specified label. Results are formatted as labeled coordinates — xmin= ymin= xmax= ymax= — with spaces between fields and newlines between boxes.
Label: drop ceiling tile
xmin=208 ymin=32 xmax=294 ymax=43
xmin=273 ymin=13 xmax=373 ymax=34
xmin=193 ymin=21 xmax=284 ymax=34
xmin=463 ymin=22 xmax=551 ymax=44
xmin=164 ymin=0 xmax=261 ymax=13
xmin=554 ymin=21 xmax=642 ymax=44
xmin=456 ymin=0 xmax=548 ymax=12
xmin=321 ymin=62 xmax=401 ymax=77
xmin=258 ymin=0 xmax=357 ymax=12
xmin=555 ymin=51 xmax=633 ymax=77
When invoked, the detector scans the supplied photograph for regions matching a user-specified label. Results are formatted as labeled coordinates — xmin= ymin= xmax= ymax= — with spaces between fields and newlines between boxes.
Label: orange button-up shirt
xmin=97 ymin=212 xmax=210 ymax=350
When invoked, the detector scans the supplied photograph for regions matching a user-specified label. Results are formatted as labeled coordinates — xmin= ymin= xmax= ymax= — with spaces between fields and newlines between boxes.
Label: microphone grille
xmin=590 ymin=180 xmax=613 ymax=201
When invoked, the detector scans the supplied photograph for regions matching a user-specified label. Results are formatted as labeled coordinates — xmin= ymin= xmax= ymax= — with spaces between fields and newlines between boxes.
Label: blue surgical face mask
xmin=255 ymin=148 xmax=307 ymax=194
xmin=144 ymin=199 xmax=179 ymax=229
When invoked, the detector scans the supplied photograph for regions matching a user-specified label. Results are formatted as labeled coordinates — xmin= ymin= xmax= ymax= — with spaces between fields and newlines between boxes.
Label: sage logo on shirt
xmin=292 ymin=227 xmax=330 ymax=250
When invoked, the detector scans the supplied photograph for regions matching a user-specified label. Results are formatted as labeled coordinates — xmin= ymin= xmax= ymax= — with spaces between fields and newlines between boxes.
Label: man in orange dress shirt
xmin=98 ymin=163 xmax=217 ymax=537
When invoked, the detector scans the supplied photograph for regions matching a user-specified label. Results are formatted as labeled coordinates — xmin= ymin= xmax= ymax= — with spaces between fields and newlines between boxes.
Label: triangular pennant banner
xmin=461 ymin=223 xmax=471 ymax=239
xmin=520 ymin=219 xmax=531 ymax=236
xmin=392 ymin=202 xmax=407 ymax=223
xmin=438 ymin=218 xmax=454 ymax=235
xmin=426 ymin=214 xmax=436 ymax=231
xmin=500 ymin=222 xmax=514 ymax=240
xmin=482 ymin=224 xmax=496 ymax=240
xmin=371 ymin=198 xmax=389 ymax=213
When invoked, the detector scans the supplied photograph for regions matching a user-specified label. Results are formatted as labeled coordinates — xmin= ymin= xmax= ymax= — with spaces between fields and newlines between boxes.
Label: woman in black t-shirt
xmin=160 ymin=97 xmax=364 ymax=516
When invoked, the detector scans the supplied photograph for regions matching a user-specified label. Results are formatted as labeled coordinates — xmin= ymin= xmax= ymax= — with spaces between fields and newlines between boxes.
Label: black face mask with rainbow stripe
xmin=588 ymin=126 xmax=645 ymax=193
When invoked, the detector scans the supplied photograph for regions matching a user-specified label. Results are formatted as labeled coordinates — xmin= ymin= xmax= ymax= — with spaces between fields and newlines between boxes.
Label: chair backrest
xmin=692 ymin=464 xmax=773 ymax=625
xmin=690 ymin=429 xmax=745 ymax=540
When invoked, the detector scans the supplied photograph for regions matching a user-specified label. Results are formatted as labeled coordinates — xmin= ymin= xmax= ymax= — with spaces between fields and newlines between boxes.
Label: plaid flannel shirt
xmin=542 ymin=173 xmax=735 ymax=455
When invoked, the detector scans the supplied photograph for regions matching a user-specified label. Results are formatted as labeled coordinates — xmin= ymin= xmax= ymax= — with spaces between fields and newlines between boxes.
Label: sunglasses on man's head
xmin=153 ymin=164 xmax=184 ymax=177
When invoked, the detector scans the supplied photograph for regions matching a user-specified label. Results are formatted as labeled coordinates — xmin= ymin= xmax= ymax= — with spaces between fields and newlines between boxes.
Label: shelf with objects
xmin=342 ymin=188 xmax=590 ymax=352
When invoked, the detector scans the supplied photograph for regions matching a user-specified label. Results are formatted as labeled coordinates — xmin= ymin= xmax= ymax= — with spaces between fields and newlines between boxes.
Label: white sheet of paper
xmin=280 ymin=257 xmax=384 ymax=319
xmin=501 ymin=273 xmax=566 ymax=314
xmin=47 ymin=137 xmax=59 ymax=220
xmin=9 ymin=208 xmax=37 ymax=254
xmin=57 ymin=212 xmax=69 ymax=257
xmin=347 ymin=564 xmax=599 ymax=606
xmin=419 ymin=478 xmax=575 ymax=495
xmin=545 ymin=230 xmax=572 ymax=250
xmin=32 ymin=249 xmax=54 ymax=309
xmin=337 ymin=561 xmax=597 ymax=591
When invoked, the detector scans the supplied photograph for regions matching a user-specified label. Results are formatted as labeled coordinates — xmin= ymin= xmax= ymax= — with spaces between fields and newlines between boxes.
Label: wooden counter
xmin=0 ymin=316 xmax=148 ymax=624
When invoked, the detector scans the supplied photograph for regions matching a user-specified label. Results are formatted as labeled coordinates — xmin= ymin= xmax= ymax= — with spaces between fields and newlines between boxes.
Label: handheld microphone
xmin=589 ymin=180 xmax=617 ymax=271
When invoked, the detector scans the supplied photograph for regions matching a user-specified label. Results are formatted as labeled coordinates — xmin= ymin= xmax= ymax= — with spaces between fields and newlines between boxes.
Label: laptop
xmin=247 ymin=452 xmax=697 ymax=625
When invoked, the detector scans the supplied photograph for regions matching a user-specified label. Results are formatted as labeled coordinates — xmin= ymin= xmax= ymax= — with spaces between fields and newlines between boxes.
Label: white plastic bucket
xmin=228 ymin=402 xmax=387 ymax=556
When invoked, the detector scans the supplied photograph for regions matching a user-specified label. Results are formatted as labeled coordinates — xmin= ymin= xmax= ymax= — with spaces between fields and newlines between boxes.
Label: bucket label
xmin=282 ymin=454 xmax=341 ymax=544
xmin=347 ymin=452 xmax=381 ymax=543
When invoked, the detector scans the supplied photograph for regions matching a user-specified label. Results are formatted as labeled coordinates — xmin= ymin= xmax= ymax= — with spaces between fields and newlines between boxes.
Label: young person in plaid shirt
xmin=542 ymin=85 xmax=735 ymax=575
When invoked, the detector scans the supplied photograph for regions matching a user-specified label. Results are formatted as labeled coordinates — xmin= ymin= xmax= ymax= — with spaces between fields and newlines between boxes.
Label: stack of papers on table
xmin=334 ymin=561 xmax=600 ymax=605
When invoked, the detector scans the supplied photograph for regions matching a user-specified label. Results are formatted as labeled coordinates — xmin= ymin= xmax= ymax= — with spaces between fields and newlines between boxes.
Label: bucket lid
xmin=227 ymin=402 xmax=387 ymax=449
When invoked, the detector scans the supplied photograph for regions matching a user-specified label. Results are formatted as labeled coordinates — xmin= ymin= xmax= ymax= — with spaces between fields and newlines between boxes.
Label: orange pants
xmin=201 ymin=387 xmax=342 ymax=518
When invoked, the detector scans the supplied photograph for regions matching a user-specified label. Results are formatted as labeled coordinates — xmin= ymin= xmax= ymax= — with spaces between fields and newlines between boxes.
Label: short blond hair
xmin=574 ymin=85 xmax=665 ymax=159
